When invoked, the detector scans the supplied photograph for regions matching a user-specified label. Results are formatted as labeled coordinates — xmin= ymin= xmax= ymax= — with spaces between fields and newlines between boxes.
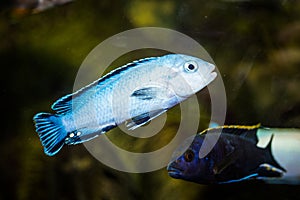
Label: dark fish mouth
xmin=167 ymin=165 xmax=184 ymax=178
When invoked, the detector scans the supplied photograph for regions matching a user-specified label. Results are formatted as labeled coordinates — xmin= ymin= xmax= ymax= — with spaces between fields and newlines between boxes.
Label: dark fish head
xmin=167 ymin=134 xmax=221 ymax=184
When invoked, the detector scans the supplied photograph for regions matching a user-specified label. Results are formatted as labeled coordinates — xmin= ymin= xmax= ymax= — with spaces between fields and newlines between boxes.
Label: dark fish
xmin=167 ymin=124 xmax=300 ymax=184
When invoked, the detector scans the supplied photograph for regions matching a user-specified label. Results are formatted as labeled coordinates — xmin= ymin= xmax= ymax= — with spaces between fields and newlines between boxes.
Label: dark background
xmin=1 ymin=0 xmax=300 ymax=199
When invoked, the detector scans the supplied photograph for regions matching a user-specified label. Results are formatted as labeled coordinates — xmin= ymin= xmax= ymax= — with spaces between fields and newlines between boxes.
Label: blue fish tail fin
xmin=33 ymin=113 xmax=67 ymax=156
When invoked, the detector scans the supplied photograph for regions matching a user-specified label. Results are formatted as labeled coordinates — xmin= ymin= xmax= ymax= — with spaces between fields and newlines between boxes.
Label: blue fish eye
xmin=184 ymin=149 xmax=195 ymax=162
xmin=184 ymin=61 xmax=198 ymax=73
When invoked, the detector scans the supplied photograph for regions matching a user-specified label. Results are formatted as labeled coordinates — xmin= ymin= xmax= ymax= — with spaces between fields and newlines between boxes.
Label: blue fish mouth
xmin=167 ymin=165 xmax=184 ymax=178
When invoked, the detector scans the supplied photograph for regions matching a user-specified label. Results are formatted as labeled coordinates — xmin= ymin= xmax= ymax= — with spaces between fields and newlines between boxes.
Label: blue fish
xmin=33 ymin=54 xmax=217 ymax=156
xmin=12 ymin=0 xmax=73 ymax=16
xmin=167 ymin=124 xmax=300 ymax=184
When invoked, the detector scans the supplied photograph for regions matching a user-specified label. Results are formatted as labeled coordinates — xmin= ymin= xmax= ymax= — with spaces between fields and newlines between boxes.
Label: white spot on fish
xmin=69 ymin=133 xmax=75 ymax=138
xmin=77 ymin=132 xmax=81 ymax=136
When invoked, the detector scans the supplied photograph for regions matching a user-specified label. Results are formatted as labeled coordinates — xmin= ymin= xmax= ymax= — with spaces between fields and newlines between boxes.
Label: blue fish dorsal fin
xmin=200 ymin=124 xmax=261 ymax=143
xmin=97 ymin=57 xmax=156 ymax=87
xmin=51 ymin=94 xmax=73 ymax=114
xmin=51 ymin=57 xmax=157 ymax=115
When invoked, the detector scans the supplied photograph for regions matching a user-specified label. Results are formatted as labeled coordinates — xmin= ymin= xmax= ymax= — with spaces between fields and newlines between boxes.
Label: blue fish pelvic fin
xmin=125 ymin=109 xmax=167 ymax=130
xmin=33 ymin=113 xmax=67 ymax=156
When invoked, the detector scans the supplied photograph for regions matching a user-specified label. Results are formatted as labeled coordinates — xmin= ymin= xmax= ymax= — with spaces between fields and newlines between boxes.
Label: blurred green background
xmin=1 ymin=0 xmax=300 ymax=199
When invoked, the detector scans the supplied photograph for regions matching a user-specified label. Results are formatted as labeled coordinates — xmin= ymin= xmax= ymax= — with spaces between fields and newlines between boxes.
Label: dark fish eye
xmin=184 ymin=61 xmax=198 ymax=72
xmin=184 ymin=150 xmax=195 ymax=162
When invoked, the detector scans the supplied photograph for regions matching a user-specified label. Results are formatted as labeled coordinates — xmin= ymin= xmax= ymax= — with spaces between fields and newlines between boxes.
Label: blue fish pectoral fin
xmin=33 ymin=113 xmax=68 ymax=156
xmin=131 ymin=86 xmax=171 ymax=101
xmin=125 ymin=109 xmax=167 ymax=130
xmin=256 ymin=163 xmax=285 ymax=178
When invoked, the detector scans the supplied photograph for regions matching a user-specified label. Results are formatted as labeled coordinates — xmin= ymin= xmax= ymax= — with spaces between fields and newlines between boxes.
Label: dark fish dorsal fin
xmin=265 ymin=134 xmax=286 ymax=172
xmin=51 ymin=57 xmax=157 ymax=115
xmin=200 ymin=124 xmax=261 ymax=143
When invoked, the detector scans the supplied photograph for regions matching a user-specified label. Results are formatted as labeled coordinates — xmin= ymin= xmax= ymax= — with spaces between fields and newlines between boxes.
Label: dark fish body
xmin=167 ymin=125 xmax=300 ymax=184
xmin=33 ymin=54 xmax=217 ymax=156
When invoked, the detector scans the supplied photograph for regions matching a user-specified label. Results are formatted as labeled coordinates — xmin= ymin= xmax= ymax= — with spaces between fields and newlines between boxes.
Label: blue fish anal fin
xmin=33 ymin=113 xmax=68 ymax=156
xmin=64 ymin=131 xmax=90 ymax=145
xmin=51 ymin=94 xmax=73 ymax=114
xmin=125 ymin=109 xmax=166 ymax=130
xmin=65 ymin=124 xmax=116 ymax=145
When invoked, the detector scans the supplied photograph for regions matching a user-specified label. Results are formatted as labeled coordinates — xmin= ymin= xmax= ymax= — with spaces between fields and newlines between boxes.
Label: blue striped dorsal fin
xmin=96 ymin=57 xmax=156 ymax=87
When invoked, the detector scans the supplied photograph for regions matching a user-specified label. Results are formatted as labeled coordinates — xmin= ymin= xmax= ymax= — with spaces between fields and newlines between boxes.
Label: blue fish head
xmin=162 ymin=54 xmax=217 ymax=98
xmin=167 ymin=134 xmax=222 ymax=184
